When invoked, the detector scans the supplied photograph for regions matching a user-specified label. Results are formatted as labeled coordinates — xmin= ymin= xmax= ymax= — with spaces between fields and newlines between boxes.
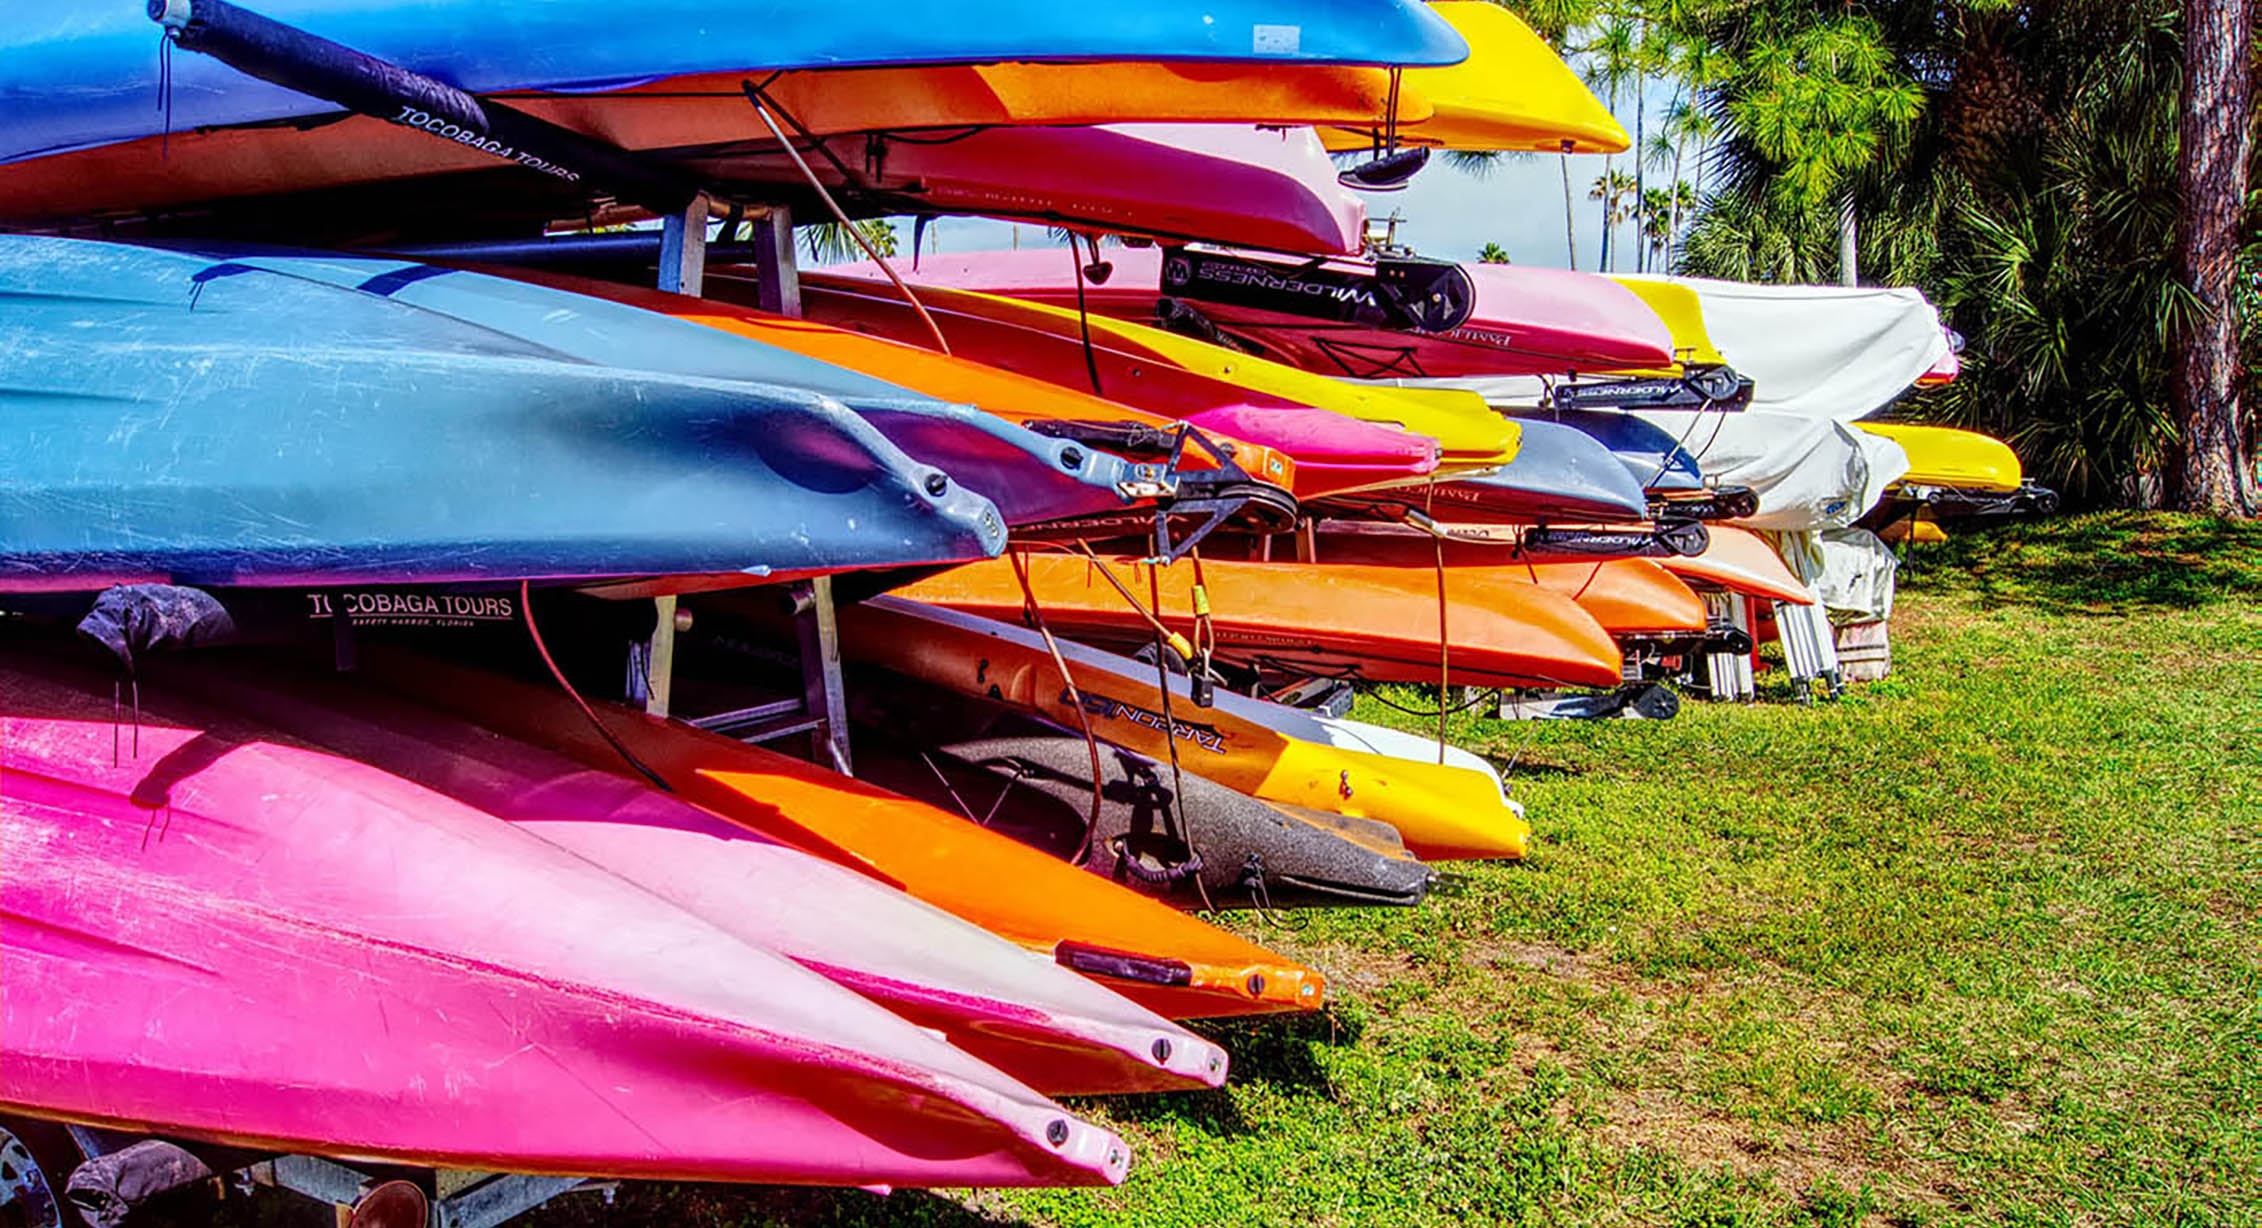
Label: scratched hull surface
xmin=0 ymin=237 xmax=1002 ymax=592
xmin=158 ymin=245 xmax=1136 ymax=529
xmin=0 ymin=648 xmax=1125 ymax=1186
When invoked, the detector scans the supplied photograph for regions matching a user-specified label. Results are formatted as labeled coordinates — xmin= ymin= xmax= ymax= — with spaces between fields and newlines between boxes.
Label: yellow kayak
xmin=838 ymin=595 xmax=1533 ymax=862
xmin=1860 ymin=423 xmax=2024 ymax=492
xmin=1607 ymin=277 xmax=1730 ymax=372
xmin=799 ymin=272 xmax=1524 ymax=469
xmin=1320 ymin=2 xmax=1627 ymax=155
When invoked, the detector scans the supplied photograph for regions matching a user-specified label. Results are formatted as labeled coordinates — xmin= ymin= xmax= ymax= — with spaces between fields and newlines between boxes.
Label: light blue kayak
xmin=3 ymin=0 xmax=1465 ymax=166
xmin=0 ymin=236 xmax=1004 ymax=592
xmin=156 ymin=244 xmax=1156 ymax=528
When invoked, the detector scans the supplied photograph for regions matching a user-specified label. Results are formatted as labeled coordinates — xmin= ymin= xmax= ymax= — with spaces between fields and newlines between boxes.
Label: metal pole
xmin=645 ymin=193 xmax=710 ymax=717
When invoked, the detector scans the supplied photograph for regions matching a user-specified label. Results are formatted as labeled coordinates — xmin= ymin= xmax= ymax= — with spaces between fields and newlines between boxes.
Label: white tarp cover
xmin=1621 ymin=276 xmax=1953 ymax=422
xmin=1382 ymin=277 xmax=1946 ymax=531
xmin=1767 ymin=527 xmax=1902 ymax=623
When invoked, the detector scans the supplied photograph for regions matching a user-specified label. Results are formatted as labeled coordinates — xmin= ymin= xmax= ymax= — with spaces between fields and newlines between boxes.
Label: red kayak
xmin=761 ymin=273 xmax=1445 ymax=499
xmin=1210 ymin=524 xmax=1707 ymax=636
xmin=823 ymin=245 xmax=1676 ymax=377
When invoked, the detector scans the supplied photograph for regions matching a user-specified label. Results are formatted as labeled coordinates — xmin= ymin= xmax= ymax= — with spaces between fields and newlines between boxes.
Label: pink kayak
xmin=144 ymin=651 xmax=1230 ymax=1100
xmin=694 ymin=123 xmax=1365 ymax=255
xmin=0 ymin=650 xmax=1128 ymax=1187
xmin=761 ymin=272 xmax=1441 ymax=498
xmin=830 ymin=245 xmax=1676 ymax=377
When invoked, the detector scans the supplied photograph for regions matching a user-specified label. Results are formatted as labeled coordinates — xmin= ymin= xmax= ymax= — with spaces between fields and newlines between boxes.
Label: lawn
xmin=532 ymin=512 xmax=2262 ymax=1228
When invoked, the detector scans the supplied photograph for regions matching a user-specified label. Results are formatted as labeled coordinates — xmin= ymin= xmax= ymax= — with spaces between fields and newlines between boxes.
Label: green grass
xmin=526 ymin=513 xmax=2262 ymax=1228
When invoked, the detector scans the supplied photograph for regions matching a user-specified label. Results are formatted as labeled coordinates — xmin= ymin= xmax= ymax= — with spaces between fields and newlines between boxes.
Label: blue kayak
xmin=3 ymin=0 xmax=1464 ymax=166
xmin=156 ymin=244 xmax=1153 ymax=528
xmin=0 ymin=236 xmax=1005 ymax=591
xmin=1532 ymin=409 xmax=1708 ymax=496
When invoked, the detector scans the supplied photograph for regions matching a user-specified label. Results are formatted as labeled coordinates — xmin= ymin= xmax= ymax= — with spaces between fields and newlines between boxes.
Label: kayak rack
xmin=18 ymin=1118 xmax=616 ymax=1228
xmin=628 ymin=195 xmax=856 ymax=773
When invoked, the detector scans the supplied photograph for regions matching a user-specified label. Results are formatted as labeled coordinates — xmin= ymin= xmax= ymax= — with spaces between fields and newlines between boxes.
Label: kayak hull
xmin=364 ymin=647 xmax=1325 ymax=1023
xmin=0 ymin=237 xmax=1002 ymax=592
xmin=893 ymin=553 xmax=1625 ymax=690
xmin=857 ymin=726 xmax=1433 ymax=910
xmin=822 ymin=246 xmax=1677 ymax=377
xmin=0 ymin=648 xmax=1125 ymax=1186
xmin=840 ymin=597 xmax=1533 ymax=860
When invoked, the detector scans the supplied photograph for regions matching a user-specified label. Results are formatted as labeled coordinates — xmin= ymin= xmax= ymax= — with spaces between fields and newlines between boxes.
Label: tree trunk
xmin=1634 ymin=84 xmax=1647 ymax=272
xmin=2167 ymin=0 xmax=2254 ymax=514
xmin=1838 ymin=193 xmax=1859 ymax=287
xmin=1560 ymin=151 xmax=1579 ymax=269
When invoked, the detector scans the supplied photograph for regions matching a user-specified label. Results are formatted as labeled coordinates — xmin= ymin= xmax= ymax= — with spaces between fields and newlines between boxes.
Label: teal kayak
xmin=0 ymin=236 xmax=1004 ymax=592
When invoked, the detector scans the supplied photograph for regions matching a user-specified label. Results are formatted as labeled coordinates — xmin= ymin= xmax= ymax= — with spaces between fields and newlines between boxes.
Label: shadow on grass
xmin=1094 ymin=1007 xmax=1364 ymax=1138
xmin=1900 ymin=511 xmax=2262 ymax=612
xmin=516 ymin=1181 xmax=1034 ymax=1228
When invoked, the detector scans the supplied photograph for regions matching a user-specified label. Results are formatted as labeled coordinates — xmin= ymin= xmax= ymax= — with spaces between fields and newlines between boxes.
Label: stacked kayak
xmin=0 ymin=0 xmax=2036 ymax=1210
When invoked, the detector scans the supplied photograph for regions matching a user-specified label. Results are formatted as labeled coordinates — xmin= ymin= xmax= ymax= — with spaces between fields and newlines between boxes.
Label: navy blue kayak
xmin=1314 ymin=417 xmax=1651 ymax=523
xmin=157 ymin=244 xmax=1152 ymax=528
xmin=1533 ymin=409 xmax=1708 ymax=496
xmin=0 ymin=237 xmax=1004 ymax=592
xmin=4 ymin=0 xmax=1463 ymax=166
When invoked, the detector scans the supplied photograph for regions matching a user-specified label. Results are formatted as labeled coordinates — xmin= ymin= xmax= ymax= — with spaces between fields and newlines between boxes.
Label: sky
xmin=882 ymin=76 xmax=1687 ymax=274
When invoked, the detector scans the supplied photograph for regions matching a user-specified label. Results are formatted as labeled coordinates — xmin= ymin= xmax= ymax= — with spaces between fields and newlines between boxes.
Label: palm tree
xmin=1587 ymin=168 xmax=1638 ymax=271
xmin=799 ymin=218 xmax=897 ymax=264
xmin=1579 ymin=17 xmax=1640 ymax=273
xmin=1637 ymin=187 xmax=1677 ymax=271
xmin=1477 ymin=242 xmax=1513 ymax=264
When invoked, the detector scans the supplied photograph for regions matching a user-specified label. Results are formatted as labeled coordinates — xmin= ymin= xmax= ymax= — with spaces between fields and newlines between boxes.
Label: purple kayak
xmin=0 ymin=648 xmax=1128 ymax=1187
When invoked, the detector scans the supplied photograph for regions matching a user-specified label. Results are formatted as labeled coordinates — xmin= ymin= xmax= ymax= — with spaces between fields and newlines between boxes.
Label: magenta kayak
xmin=1182 ymin=403 xmax=1441 ymax=492
xmin=830 ymin=245 xmax=1676 ymax=377
xmin=775 ymin=274 xmax=1441 ymax=498
xmin=0 ymin=651 xmax=1128 ymax=1187
xmin=154 ymin=653 xmax=1229 ymax=1099
xmin=697 ymin=124 xmax=1366 ymax=255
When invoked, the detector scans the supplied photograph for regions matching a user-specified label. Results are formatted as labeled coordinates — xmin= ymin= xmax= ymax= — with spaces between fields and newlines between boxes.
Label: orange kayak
xmin=894 ymin=552 xmax=1623 ymax=690
xmin=0 ymin=62 xmax=1414 ymax=226
xmin=516 ymin=267 xmax=1301 ymax=494
xmin=769 ymin=274 xmax=1442 ymax=501
xmin=364 ymin=649 xmax=1324 ymax=1024
xmin=1657 ymin=525 xmax=1816 ymax=606
xmin=1208 ymin=525 xmax=1706 ymax=635
xmin=837 ymin=596 xmax=1533 ymax=860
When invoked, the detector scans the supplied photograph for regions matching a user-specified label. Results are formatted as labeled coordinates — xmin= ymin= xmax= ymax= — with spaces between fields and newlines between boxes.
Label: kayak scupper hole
xmin=1151 ymin=1037 xmax=1173 ymax=1064
xmin=1246 ymin=972 xmax=1267 ymax=997
xmin=1045 ymin=1120 xmax=1071 ymax=1147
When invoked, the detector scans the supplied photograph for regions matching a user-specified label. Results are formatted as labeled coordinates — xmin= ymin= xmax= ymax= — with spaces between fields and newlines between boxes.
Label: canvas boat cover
xmin=1388 ymin=277 xmax=1949 ymax=532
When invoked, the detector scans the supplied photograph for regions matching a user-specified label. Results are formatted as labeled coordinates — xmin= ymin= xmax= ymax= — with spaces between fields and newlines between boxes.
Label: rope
xmin=744 ymin=88 xmax=951 ymax=356
xmin=1145 ymin=562 xmax=1217 ymax=914
xmin=1009 ymin=548 xmax=1107 ymax=867
xmin=520 ymin=580 xmax=671 ymax=794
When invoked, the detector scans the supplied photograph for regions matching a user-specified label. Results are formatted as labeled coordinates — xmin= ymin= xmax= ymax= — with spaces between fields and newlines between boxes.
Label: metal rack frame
xmin=635 ymin=197 xmax=853 ymax=771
